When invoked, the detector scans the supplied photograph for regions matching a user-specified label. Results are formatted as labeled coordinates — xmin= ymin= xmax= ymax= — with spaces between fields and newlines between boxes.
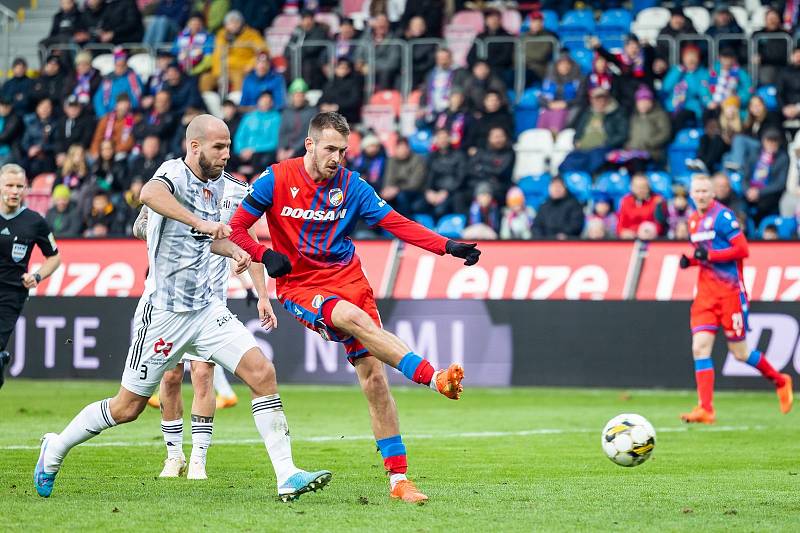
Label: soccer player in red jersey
xmin=229 ymin=112 xmax=480 ymax=503
xmin=679 ymin=174 xmax=793 ymax=424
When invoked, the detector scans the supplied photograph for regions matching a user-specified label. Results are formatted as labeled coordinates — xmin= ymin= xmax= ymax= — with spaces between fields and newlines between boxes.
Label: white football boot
xmin=159 ymin=453 xmax=187 ymax=478
xmin=186 ymin=458 xmax=208 ymax=480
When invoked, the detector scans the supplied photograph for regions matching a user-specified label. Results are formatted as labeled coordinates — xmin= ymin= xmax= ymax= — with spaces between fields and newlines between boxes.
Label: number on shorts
xmin=731 ymin=312 xmax=744 ymax=335
xmin=139 ymin=364 xmax=148 ymax=380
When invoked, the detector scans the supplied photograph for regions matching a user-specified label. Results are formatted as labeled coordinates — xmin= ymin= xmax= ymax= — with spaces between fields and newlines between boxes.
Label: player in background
xmin=679 ymin=174 xmax=793 ymax=424
xmin=132 ymin=177 xmax=275 ymax=480
xmin=0 ymin=164 xmax=61 ymax=388
xmin=34 ymin=115 xmax=330 ymax=501
xmin=229 ymin=112 xmax=481 ymax=503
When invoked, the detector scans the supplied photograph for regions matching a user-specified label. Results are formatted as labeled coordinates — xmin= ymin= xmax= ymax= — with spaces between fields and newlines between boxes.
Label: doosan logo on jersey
xmin=280 ymin=206 xmax=348 ymax=221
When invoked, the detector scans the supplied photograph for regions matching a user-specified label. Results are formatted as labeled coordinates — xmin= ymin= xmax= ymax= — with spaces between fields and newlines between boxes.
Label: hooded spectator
xmin=532 ymin=176 xmax=584 ymax=238
xmin=536 ymin=54 xmax=582 ymax=134
xmin=63 ymin=52 xmax=101 ymax=109
xmin=93 ymin=47 xmax=144 ymax=117
xmin=381 ymin=137 xmax=426 ymax=216
xmin=46 ymin=184 xmax=82 ymax=237
xmin=319 ymin=58 xmax=364 ymax=124
xmin=277 ymin=79 xmax=317 ymax=162
xmin=499 ymin=186 xmax=535 ymax=240
xmin=240 ymin=51 xmax=287 ymax=110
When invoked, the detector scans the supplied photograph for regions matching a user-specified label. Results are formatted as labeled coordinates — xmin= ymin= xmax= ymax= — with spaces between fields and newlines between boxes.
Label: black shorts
xmin=0 ymin=290 xmax=27 ymax=351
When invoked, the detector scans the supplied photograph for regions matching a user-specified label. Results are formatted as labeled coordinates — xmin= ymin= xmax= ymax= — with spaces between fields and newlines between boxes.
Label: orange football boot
xmin=433 ymin=364 xmax=464 ymax=399
xmin=216 ymin=394 xmax=239 ymax=409
xmin=777 ymin=374 xmax=793 ymax=414
xmin=680 ymin=405 xmax=715 ymax=424
xmin=147 ymin=394 xmax=160 ymax=409
xmin=390 ymin=479 xmax=428 ymax=503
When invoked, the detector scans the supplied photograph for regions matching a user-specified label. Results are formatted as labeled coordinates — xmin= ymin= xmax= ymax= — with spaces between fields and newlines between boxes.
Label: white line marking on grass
xmin=0 ymin=425 xmax=765 ymax=451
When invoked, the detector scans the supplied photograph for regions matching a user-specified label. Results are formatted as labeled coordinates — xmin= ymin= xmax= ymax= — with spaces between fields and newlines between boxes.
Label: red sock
xmin=755 ymin=355 xmax=786 ymax=387
xmin=383 ymin=455 xmax=407 ymax=475
xmin=412 ymin=360 xmax=435 ymax=385
xmin=696 ymin=369 xmax=715 ymax=412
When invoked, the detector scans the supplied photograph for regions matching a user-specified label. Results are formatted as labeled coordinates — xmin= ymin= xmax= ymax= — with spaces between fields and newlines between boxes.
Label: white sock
xmin=45 ymin=398 xmax=117 ymax=473
xmin=389 ymin=473 xmax=407 ymax=489
xmin=161 ymin=419 xmax=183 ymax=460
xmin=213 ymin=364 xmax=235 ymax=398
xmin=190 ymin=414 xmax=213 ymax=462
xmin=251 ymin=394 xmax=300 ymax=485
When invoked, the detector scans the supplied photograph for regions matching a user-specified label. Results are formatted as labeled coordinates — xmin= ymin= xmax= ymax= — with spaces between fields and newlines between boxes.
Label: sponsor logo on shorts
xmin=329 ymin=188 xmax=343 ymax=207
xmin=280 ymin=206 xmax=347 ymax=221
xmin=154 ymin=338 xmax=173 ymax=357
xmin=216 ymin=313 xmax=233 ymax=327
xmin=312 ymin=295 xmax=324 ymax=309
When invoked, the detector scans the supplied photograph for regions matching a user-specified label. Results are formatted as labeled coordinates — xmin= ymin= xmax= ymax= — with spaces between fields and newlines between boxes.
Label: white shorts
xmin=180 ymin=296 xmax=229 ymax=365
xmin=121 ymin=296 xmax=257 ymax=397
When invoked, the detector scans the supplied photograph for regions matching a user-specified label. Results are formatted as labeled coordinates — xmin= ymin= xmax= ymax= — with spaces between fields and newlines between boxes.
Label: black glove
xmin=679 ymin=254 xmax=691 ymax=269
xmin=446 ymin=240 xmax=481 ymax=266
xmin=261 ymin=249 xmax=292 ymax=278
xmin=693 ymin=247 xmax=709 ymax=262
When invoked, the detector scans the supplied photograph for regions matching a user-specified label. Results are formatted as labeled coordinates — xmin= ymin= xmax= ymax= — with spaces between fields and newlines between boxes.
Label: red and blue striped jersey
xmin=688 ymin=200 xmax=747 ymax=297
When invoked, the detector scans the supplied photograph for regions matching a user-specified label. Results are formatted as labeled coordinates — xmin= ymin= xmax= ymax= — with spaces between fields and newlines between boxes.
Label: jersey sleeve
xmin=241 ymin=166 xmax=275 ymax=217
xmin=219 ymin=181 xmax=252 ymax=225
xmin=34 ymin=216 xmax=58 ymax=257
xmin=353 ymin=174 xmax=393 ymax=226
xmin=151 ymin=160 xmax=188 ymax=199
xmin=716 ymin=209 xmax=743 ymax=242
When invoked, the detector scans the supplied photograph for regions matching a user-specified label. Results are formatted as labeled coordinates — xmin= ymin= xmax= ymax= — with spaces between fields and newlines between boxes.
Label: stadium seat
xmin=314 ymin=12 xmax=339 ymax=35
xmin=597 ymin=9 xmax=632 ymax=34
xmin=346 ymin=129 xmax=361 ymax=158
xmin=399 ymin=103 xmax=419 ymax=137
xmin=729 ymin=6 xmax=750 ymax=33
xmin=632 ymin=0 xmax=658 ymax=16
xmin=517 ymin=173 xmax=551 ymax=209
xmin=668 ymin=128 xmax=702 ymax=176
xmin=91 ymin=53 xmax=114 ymax=76
xmin=452 ymin=10 xmax=485 ymax=33
xmin=559 ymin=9 xmax=596 ymax=38
xmin=647 ymin=171 xmax=673 ymax=198
xmin=443 ymin=25 xmax=477 ymax=67
xmin=727 ymin=171 xmax=744 ymax=196
xmin=502 ymin=9 xmax=522 ymax=35
xmin=226 ymin=91 xmax=242 ymax=105
xmin=436 ymin=214 xmax=467 ymax=238
xmin=634 ymin=7 xmax=670 ymax=31
xmin=31 ymin=173 xmax=55 ymax=193
xmin=361 ymin=104 xmax=396 ymax=135
xmin=550 ymin=129 xmax=575 ymax=174
xmin=540 ymin=10 xmax=559 ymax=33
xmin=413 ymin=214 xmax=435 ymax=230
xmin=758 ymin=215 xmax=798 ymax=239
xmin=570 ymin=48 xmax=594 ymax=74
xmin=271 ymin=13 xmax=301 ymax=31
xmin=202 ymin=91 xmax=222 ymax=118
xmin=757 ymin=85 xmax=778 ymax=111
xmin=514 ymin=108 xmax=539 ymax=137
xmin=684 ymin=7 xmax=711 ymax=33
xmin=25 ymin=193 xmax=50 ymax=216
xmin=305 ymin=89 xmax=322 ymax=106
xmin=750 ymin=5 xmax=768 ymax=32
xmin=407 ymin=89 xmax=422 ymax=105
xmin=561 ymin=37 xmax=589 ymax=51
xmin=594 ymin=171 xmax=631 ymax=202
xmin=514 ymin=129 xmax=553 ymax=179
xmin=562 ymin=171 xmax=592 ymax=203
xmin=341 ymin=0 xmax=362 ymax=16
xmin=265 ymin=28 xmax=293 ymax=57
xmin=128 ymin=53 xmax=153 ymax=80
xmin=673 ymin=173 xmax=692 ymax=189
xmin=369 ymin=90 xmax=402 ymax=117
xmin=409 ymin=129 xmax=433 ymax=154
xmin=630 ymin=21 xmax=659 ymax=44
xmin=378 ymin=130 xmax=398 ymax=156
xmin=517 ymin=86 xmax=540 ymax=108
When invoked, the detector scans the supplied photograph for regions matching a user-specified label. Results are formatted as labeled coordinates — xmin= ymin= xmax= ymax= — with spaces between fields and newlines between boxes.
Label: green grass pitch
xmin=2 ymin=380 xmax=799 ymax=532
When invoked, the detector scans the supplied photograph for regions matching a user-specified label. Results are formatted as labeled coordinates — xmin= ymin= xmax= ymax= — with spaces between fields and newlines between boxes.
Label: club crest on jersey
xmin=312 ymin=294 xmax=324 ymax=309
xmin=704 ymin=217 xmax=713 ymax=230
xmin=11 ymin=242 xmax=27 ymax=262
xmin=329 ymin=188 xmax=344 ymax=207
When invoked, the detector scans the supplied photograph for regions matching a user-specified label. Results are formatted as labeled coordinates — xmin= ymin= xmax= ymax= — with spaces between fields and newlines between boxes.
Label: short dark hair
xmin=308 ymin=112 xmax=350 ymax=141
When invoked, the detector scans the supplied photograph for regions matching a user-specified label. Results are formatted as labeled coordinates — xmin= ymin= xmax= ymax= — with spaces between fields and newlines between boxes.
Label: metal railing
xmin=751 ymin=31 xmax=793 ymax=81
xmin=0 ymin=4 xmax=18 ymax=79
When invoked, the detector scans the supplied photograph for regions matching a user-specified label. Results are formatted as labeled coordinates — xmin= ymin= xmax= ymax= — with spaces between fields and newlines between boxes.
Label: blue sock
xmin=397 ymin=352 xmax=423 ymax=381
xmin=694 ymin=358 xmax=714 ymax=371
xmin=376 ymin=435 xmax=406 ymax=458
xmin=745 ymin=350 xmax=762 ymax=367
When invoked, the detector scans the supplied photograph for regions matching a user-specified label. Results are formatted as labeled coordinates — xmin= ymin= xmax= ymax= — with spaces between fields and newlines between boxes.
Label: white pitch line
xmin=0 ymin=425 xmax=765 ymax=451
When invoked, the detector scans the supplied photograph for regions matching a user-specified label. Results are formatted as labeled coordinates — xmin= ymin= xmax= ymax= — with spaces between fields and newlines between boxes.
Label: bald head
xmin=186 ymin=114 xmax=229 ymax=143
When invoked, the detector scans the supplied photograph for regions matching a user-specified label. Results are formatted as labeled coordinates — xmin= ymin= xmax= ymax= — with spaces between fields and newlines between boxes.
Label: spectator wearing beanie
xmin=240 ymin=51 xmax=287 ymax=111
xmin=499 ymin=186 xmax=535 ymax=240
xmin=277 ymin=79 xmax=316 ymax=162
xmin=584 ymin=192 xmax=617 ymax=239
xmin=662 ymin=44 xmax=711 ymax=131
xmin=467 ymin=181 xmax=501 ymax=235
xmin=381 ymin=137 xmax=427 ymax=217
xmin=616 ymin=173 xmax=665 ymax=239
xmin=532 ymin=176 xmax=584 ymax=239
xmin=45 ymin=184 xmax=81 ymax=237
xmin=742 ymin=128 xmax=789 ymax=224
xmin=351 ymin=134 xmax=387 ymax=189
xmin=62 ymin=52 xmax=101 ymax=109
xmin=607 ymin=85 xmax=670 ymax=171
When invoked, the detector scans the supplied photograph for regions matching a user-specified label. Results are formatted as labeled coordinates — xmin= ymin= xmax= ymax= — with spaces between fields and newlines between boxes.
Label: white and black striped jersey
xmin=209 ymin=172 xmax=252 ymax=302
xmin=143 ymin=158 xmax=225 ymax=312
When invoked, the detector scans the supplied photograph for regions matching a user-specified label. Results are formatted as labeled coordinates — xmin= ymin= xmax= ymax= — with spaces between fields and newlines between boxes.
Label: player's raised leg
xmin=187 ymin=361 xmax=215 ymax=479
xmin=353 ymin=356 xmax=428 ymax=503
xmin=158 ymin=363 xmax=187 ymax=477
xmin=214 ymin=363 xmax=238 ymax=409
xmin=729 ymin=342 xmax=793 ymax=414
xmin=681 ymin=331 xmax=716 ymax=424
xmin=324 ymin=299 xmax=463 ymax=399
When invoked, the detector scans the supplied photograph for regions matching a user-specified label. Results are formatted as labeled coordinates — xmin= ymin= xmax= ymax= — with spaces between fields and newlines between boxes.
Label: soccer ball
xmin=601 ymin=413 xmax=656 ymax=467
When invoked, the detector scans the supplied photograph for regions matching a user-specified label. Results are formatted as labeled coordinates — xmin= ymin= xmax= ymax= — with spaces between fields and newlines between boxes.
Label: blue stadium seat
xmin=436 ymin=214 xmax=467 ymax=238
xmin=562 ymin=171 xmax=592 ymax=203
xmin=632 ymin=0 xmax=658 ymax=16
xmin=745 ymin=217 xmax=757 ymax=237
xmin=515 ymin=88 xmax=541 ymax=136
xmin=413 ymin=214 xmax=435 ymax=230
xmin=598 ymin=9 xmax=632 ymax=32
xmin=758 ymin=215 xmax=798 ymax=239
xmin=647 ymin=171 xmax=673 ymax=198
xmin=570 ymin=48 xmax=594 ymax=74
xmin=667 ymin=128 xmax=702 ymax=176
xmin=757 ymin=85 xmax=778 ymax=111
xmin=520 ymin=10 xmax=559 ymax=33
xmin=727 ymin=171 xmax=744 ymax=196
xmin=409 ymin=129 xmax=432 ymax=154
xmin=518 ymin=86 xmax=541 ymax=108
xmin=673 ymin=173 xmax=692 ymax=189
xmin=594 ymin=171 xmax=631 ymax=202
xmin=559 ymin=9 xmax=596 ymax=38
xmin=561 ymin=37 xmax=589 ymax=51
xmin=517 ymin=173 xmax=551 ymax=209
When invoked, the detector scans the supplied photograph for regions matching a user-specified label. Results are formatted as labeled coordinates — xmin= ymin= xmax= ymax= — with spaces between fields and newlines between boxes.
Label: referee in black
xmin=0 ymin=164 xmax=61 ymax=388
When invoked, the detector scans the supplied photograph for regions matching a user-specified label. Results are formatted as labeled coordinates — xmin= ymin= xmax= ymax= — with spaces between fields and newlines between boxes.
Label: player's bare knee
xmin=162 ymin=366 xmax=184 ymax=388
xmin=237 ymin=351 xmax=277 ymax=395
xmin=361 ymin=369 xmax=390 ymax=397
xmin=113 ymin=399 xmax=146 ymax=423
xmin=191 ymin=363 xmax=214 ymax=393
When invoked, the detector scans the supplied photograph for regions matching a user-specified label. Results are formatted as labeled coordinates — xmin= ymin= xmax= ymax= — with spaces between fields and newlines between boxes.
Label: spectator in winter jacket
xmin=608 ymin=85 xmax=670 ymax=171
xmin=96 ymin=0 xmax=144 ymax=45
xmin=45 ymin=184 xmax=82 ymax=237
xmin=696 ymin=96 xmax=741 ymax=173
xmin=172 ymin=12 xmax=214 ymax=76
xmin=234 ymin=91 xmax=280 ymax=171
xmin=559 ymin=87 xmax=628 ymax=175
xmin=523 ymin=11 xmax=558 ymax=85
xmin=592 ymin=34 xmax=658 ymax=112
xmin=319 ymin=59 xmax=364 ymax=125
xmin=742 ymin=128 xmax=789 ymax=223
xmin=22 ymin=98 xmax=58 ymax=176
xmin=467 ymin=181 xmax=501 ymax=237
xmin=82 ymin=190 xmax=126 ymax=237
xmin=464 ymin=90 xmax=514 ymax=155
xmin=708 ymin=48 xmax=752 ymax=112
xmin=127 ymin=136 xmax=164 ymax=184
xmin=532 ymin=176 xmax=584 ymax=238
xmin=93 ymin=48 xmax=144 ymax=117
xmin=286 ymin=9 xmax=331 ymax=90
xmin=616 ymin=173 xmax=665 ymax=239
xmin=753 ymin=8 xmax=790 ymax=85
xmin=142 ymin=0 xmax=189 ymax=47
xmin=0 ymin=97 xmax=22 ymax=165
xmin=432 ymin=91 xmax=468 ymax=150
xmin=163 ymin=62 xmax=205 ymax=115
xmin=657 ymin=7 xmax=697 ymax=63
xmin=499 ymin=186 xmax=535 ymax=240
xmin=240 ymin=51 xmax=287 ymax=110
xmin=32 ymin=55 xmax=67 ymax=105
xmin=467 ymin=9 xmax=514 ymax=84
xmin=778 ymin=48 xmax=800 ymax=123
xmin=706 ymin=6 xmax=745 ymax=40
xmin=576 ymin=53 xmax=617 ymax=110
xmin=351 ymin=134 xmax=387 ymax=189
xmin=418 ymin=48 xmax=458 ymax=124
xmin=201 ymin=10 xmax=267 ymax=92
xmin=90 ymin=93 xmax=138 ymax=159
xmin=54 ymin=96 xmax=95 ymax=163
xmin=425 ymin=128 xmax=468 ymax=217
xmin=63 ymin=52 xmax=101 ymax=110
xmin=40 ymin=0 xmax=85 ymax=50
xmin=1 ymin=58 xmax=34 ymax=116
xmin=536 ymin=54 xmax=582 ymax=134
xmin=355 ymin=14 xmax=401 ymax=91
xmin=466 ymin=127 xmax=515 ymax=203
xmin=277 ymin=79 xmax=317 ymax=162
xmin=381 ymin=137 xmax=427 ymax=217
xmin=76 ymin=0 xmax=104 ymax=44
xmin=661 ymin=44 xmax=711 ymax=131
xmin=133 ymin=90 xmax=177 ymax=144
xmin=461 ymin=60 xmax=508 ymax=114
xmin=404 ymin=16 xmax=436 ymax=89
xmin=584 ymin=193 xmax=617 ymax=239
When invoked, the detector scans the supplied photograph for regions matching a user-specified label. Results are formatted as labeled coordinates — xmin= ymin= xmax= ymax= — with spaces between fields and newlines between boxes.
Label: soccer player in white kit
xmin=34 ymin=115 xmax=331 ymax=501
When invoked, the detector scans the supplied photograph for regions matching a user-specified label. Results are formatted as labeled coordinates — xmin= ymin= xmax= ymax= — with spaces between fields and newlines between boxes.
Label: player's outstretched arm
xmin=229 ymin=205 xmax=292 ymax=278
xmin=242 ymin=226 xmax=278 ymax=329
xmin=693 ymin=233 xmax=749 ymax=263
xmin=376 ymin=210 xmax=482 ymax=265
xmin=210 ymin=239 xmax=251 ymax=274
xmin=140 ymin=180 xmax=231 ymax=239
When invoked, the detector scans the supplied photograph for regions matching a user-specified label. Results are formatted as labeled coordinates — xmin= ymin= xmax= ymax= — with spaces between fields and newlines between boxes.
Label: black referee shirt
xmin=0 ymin=207 xmax=58 ymax=292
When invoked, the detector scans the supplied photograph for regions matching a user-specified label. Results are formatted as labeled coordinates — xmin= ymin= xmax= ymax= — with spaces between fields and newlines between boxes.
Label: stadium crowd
xmin=3 ymin=0 xmax=800 ymax=240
